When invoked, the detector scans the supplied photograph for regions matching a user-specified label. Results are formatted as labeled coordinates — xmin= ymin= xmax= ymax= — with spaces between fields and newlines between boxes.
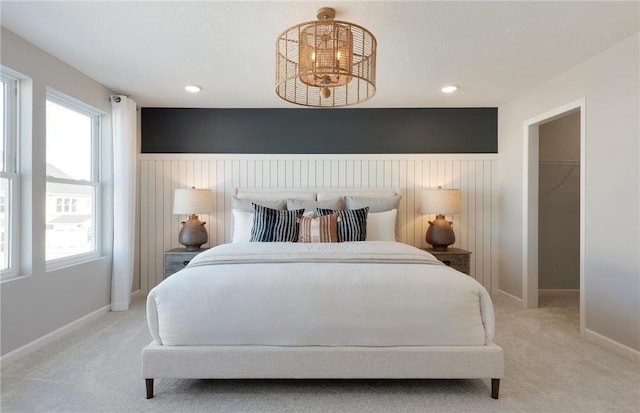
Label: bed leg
xmin=146 ymin=378 xmax=154 ymax=399
xmin=491 ymin=378 xmax=500 ymax=399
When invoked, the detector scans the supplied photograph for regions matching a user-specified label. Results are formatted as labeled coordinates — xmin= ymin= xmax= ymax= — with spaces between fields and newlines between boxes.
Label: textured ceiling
xmin=1 ymin=1 xmax=638 ymax=108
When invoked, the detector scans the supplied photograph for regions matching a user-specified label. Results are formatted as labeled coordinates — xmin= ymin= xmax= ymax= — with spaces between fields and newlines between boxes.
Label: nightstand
xmin=422 ymin=247 xmax=471 ymax=275
xmin=164 ymin=248 xmax=209 ymax=278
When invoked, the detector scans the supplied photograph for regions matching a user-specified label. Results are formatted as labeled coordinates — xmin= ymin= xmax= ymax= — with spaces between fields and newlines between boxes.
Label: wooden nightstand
xmin=164 ymin=248 xmax=209 ymax=278
xmin=422 ymin=247 xmax=471 ymax=275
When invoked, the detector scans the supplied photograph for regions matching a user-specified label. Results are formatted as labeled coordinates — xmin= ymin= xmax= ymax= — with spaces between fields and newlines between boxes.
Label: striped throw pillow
xmin=297 ymin=213 xmax=339 ymax=243
xmin=250 ymin=204 xmax=303 ymax=242
xmin=317 ymin=207 xmax=369 ymax=242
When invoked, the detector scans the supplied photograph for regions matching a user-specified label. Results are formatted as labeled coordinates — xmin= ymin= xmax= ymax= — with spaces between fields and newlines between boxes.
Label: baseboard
xmin=496 ymin=289 xmax=523 ymax=304
xmin=0 ymin=304 xmax=110 ymax=369
xmin=131 ymin=289 xmax=144 ymax=299
xmin=538 ymin=289 xmax=580 ymax=296
xmin=584 ymin=328 xmax=640 ymax=362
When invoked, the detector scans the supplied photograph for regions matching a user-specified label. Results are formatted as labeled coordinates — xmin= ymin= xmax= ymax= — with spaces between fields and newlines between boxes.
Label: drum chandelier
xmin=275 ymin=7 xmax=377 ymax=107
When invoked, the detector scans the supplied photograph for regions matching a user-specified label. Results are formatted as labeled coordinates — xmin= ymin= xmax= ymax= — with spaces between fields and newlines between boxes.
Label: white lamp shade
xmin=173 ymin=188 xmax=215 ymax=214
xmin=421 ymin=189 xmax=461 ymax=215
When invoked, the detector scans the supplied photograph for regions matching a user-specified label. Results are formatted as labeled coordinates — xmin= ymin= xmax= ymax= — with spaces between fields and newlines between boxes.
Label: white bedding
xmin=146 ymin=241 xmax=495 ymax=347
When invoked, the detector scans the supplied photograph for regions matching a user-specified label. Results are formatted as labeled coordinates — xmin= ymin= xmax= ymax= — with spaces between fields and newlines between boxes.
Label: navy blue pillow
xmin=317 ymin=207 xmax=369 ymax=242
xmin=251 ymin=204 xmax=303 ymax=242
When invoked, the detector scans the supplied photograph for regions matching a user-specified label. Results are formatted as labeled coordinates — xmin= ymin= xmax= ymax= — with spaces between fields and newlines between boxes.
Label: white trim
xmin=578 ymin=106 xmax=586 ymax=336
xmin=0 ymin=304 xmax=110 ymax=368
xmin=522 ymin=98 xmax=586 ymax=337
xmin=46 ymin=88 xmax=107 ymax=117
xmin=522 ymin=121 xmax=539 ymax=308
xmin=584 ymin=329 xmax=640 ymax=362
xmin=131 ymin=289 xmax=144 ymax=299
xmin=0 ymin=272 xmax=31 ymax=284
xmin=139 ymin=153 xmax=500 ymax=161
xmin=0 ymin=73 xmax=20 ymax=280
xmin=495 ymin=289 xmax=523 ymax=304
xmin=46 ymin=255 xmax=106 ymax=272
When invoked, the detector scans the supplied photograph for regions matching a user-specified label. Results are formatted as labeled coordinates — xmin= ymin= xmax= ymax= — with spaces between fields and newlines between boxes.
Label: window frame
xmin=45 ymin=91 xmax=101 ymax=270
xmin=0 ymin=72 xmax=20 ymax=280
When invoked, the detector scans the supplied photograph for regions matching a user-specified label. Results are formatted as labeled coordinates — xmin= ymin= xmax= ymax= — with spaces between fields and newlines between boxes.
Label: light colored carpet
xmin=1 ymin=292 xmax=638 ymax=413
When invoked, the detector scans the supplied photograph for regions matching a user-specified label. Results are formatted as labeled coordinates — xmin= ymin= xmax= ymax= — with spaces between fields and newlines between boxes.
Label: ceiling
xmin=1 ymin=1 xmax=638 ymax=108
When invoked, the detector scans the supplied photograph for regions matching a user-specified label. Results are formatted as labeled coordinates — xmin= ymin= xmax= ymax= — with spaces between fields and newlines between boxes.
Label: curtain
xmin=110 ymin=95 xmax=137 ymax=311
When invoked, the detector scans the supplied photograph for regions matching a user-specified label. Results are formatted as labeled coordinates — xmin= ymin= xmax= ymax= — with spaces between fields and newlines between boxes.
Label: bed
xmin=142 ymin=189 xmax=504 ymax=399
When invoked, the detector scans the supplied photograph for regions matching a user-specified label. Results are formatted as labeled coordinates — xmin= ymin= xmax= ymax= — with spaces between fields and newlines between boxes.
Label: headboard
xmin=234 ymin=187 xmax=400 ymax=201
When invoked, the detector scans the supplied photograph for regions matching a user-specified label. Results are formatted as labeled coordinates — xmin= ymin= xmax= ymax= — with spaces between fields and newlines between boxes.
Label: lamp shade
xmin=421 ymin=189 xmax=461 ymax=215
xmin=172 ymin=188 xmax=215 ymax=214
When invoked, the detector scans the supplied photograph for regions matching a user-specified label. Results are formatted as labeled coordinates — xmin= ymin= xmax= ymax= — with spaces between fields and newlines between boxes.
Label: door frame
xmin=522 ymin=98 xmax=586 ymax=335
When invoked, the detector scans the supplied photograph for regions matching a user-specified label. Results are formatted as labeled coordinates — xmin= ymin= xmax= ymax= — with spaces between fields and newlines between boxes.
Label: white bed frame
xmin=142 ymin=343 xmax=504 ymax=399
xmin=142 ymin=188 xmax=504 ymax=399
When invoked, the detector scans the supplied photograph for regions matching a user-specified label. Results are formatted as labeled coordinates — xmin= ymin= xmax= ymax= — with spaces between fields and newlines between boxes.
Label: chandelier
xmin=276 ymin=7 xmax=377 ymax=107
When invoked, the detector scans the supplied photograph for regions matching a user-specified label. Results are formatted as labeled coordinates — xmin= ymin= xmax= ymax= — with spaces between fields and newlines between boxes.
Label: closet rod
xmin=539 ymin=160 xmax=580 ymax=166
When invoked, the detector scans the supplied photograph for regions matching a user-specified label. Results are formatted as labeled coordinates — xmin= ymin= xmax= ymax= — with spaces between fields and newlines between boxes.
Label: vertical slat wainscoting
xmin=139 ymin=154 xmax=499 ymax=294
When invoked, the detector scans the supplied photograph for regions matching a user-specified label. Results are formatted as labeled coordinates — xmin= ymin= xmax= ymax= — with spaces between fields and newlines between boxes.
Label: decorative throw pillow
xmin=345 ymin=195 xmax=401 ymax=213
xmin=297 ymin=213 xmax=340 ymax=243
xmin=303 ymin=210 xmax=317 ymax=218
xmin=250 ymin=204 xmax=304 ymax=242
xmin=366 ymin=209 xmax=398 ymax=241
xmin=317 ymin=207 xmax=369 ymax=242
xmin=231 ymin=209 xmax=254 ymax=243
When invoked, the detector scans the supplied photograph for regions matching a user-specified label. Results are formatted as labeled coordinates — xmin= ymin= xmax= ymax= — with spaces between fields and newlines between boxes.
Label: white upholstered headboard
xmin=234 ymin=187 xmax=399 ymax=201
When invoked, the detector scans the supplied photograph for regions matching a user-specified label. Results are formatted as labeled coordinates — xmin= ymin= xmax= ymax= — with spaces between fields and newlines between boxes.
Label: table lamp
xmin=421 ymin=187 xmax=461 ymax=251
xmin=173 ymin=187 xmax=215 ymax=250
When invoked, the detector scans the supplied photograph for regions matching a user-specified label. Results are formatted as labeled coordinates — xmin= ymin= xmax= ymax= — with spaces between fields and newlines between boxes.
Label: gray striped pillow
xmin=317 ymin=207 xmax=369 ymax=242
xmin=250 ymin=204 xmax=303 ymax=242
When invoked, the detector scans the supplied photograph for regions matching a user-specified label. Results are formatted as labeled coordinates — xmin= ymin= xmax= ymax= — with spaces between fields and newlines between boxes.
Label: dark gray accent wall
xmin=141 ymin=108 xmax=497 ymax=154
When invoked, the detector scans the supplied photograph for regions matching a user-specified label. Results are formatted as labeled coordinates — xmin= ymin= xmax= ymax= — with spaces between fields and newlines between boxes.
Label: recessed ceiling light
xmin=441 ymin=85 xmax=458 ymax=94
xmin=184 ymin=85 xmax=201 ymax=93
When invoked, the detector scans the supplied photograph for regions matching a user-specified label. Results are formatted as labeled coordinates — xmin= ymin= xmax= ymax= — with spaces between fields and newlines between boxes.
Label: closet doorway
xmin=522 ymin=99 xmax=586 ymax=335
xmin=538 ymin=111 xmax=580 ymax=322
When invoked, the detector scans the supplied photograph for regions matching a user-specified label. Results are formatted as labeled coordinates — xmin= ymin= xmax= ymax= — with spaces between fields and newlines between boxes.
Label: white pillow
xmin=232 ymin=197 xmax=286 ymax=212
xmin=366 ymin=209 xmax=398 ymax=241
xmin=236 ymin=190 xmax=316 ymax=201
xmin=317 ymin=190 xmax=396 ymax=201
xmin=231 ymin=209 xmax=254 ymax=243
xmin=346 ymin=195 xmax=401 ymax=213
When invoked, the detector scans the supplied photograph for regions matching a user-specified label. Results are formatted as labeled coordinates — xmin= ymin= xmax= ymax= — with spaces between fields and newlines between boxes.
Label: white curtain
xmin=110 ymin=95 xmax=137 ymax=311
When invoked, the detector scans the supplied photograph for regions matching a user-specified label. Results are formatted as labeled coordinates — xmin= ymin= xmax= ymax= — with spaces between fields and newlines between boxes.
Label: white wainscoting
xmin=139 ymin=154 xmax=499 ymax=294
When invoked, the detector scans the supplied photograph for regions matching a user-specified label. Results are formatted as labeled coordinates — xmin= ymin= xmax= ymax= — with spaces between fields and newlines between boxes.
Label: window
xmin=46 ymin=93 xmax=100 ymax=264
xmin=0 ymin=73 xmax=19 ymax=279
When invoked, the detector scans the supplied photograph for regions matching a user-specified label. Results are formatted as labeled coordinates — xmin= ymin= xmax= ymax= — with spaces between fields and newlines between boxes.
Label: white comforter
xmin=146 ymin=241 xmax=495 ymax=347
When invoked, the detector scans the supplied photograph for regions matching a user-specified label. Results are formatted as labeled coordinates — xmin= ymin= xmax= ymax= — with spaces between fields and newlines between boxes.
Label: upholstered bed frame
xmin=141 ymin=188 xmax=504 ymax=399
xmin=142 ymin=343 xmax=504 ymax=399
xmin=142 ymin=344 xmax=504 ymax=398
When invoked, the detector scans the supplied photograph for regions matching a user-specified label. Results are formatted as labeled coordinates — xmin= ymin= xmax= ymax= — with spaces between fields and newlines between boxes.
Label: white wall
xmin=0 ymin=28 xmax=114 ymax=356
xmin=138 ymin=154 xmax=499 ymax=293
xmin=499 ymin=33 xmax=639 ymax=350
